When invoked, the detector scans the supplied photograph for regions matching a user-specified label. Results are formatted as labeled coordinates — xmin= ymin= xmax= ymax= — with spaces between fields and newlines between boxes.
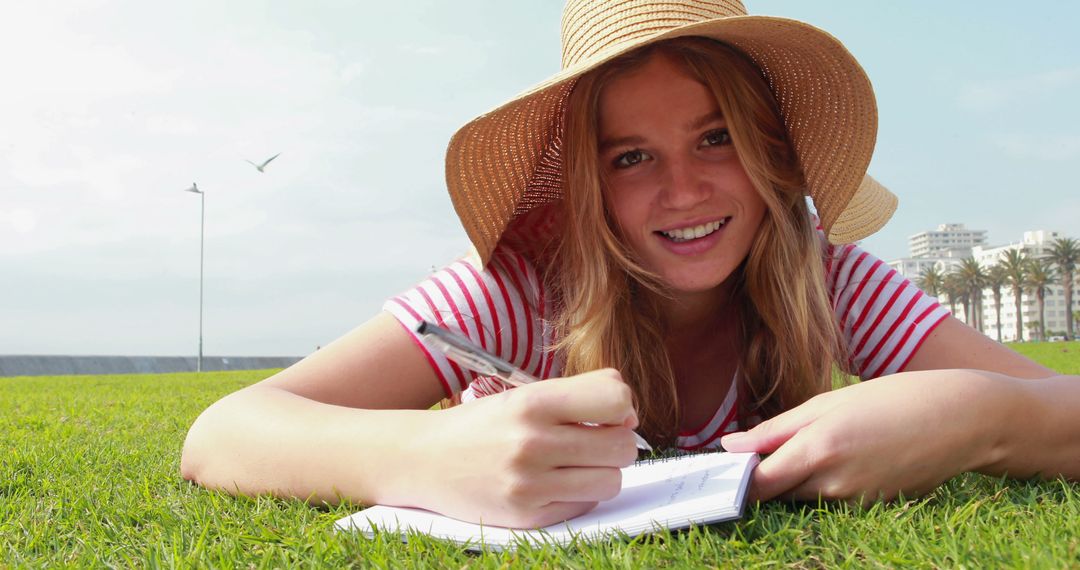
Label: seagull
xmin=245 ymin=152 xmax=281 ymax=173
xmin=183 ymin=183 xmax=202 ymax=194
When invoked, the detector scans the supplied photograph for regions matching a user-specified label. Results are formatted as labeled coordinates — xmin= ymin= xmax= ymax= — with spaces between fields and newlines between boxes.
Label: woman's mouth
xmin=657 ymin=217 xmax=731 ymax=243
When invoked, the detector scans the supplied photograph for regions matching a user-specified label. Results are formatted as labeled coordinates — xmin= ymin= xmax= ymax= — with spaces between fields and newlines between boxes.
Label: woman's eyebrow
xmin=598 ymin=110 xmax=725 ymax=152
xmin=686 ymin=110 xmax=725 ymax=131
xmin=598 ymin=134 xmax=646 ymax=153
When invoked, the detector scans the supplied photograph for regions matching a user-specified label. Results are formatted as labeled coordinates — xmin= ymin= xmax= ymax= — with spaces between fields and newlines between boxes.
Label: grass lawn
xmin=2 ymin=343 xmax=1079 ymax=567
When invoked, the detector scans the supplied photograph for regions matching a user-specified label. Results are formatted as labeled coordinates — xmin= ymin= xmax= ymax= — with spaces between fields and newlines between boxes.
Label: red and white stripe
xmin=384 ymin=247 xmax=562 ymax=399
xmin=675 ymin=375 xmax=740 ymax=451
xmin=826 ymin=242 xmax=950 ymax=379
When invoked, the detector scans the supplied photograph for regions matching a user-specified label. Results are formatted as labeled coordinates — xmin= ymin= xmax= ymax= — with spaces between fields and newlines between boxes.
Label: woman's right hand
xmin=182 ymin=313 xmax=639 ymax=530
xmin=401 ymin=368 xmax=641 ymax=529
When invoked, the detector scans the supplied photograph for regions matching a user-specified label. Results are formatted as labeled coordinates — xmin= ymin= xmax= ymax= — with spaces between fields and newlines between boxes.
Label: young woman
xmin=181 ymin=0 xmax=1080 ymax=529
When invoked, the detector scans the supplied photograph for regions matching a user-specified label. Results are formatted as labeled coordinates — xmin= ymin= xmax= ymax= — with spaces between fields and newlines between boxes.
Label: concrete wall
xmin=0 ymin=355 xmax=303 ymax=377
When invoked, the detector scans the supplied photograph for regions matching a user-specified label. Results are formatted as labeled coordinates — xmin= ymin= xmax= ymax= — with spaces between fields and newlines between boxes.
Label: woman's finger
xmin=782 ymin=474 xmax=892 ymax=506
xmin=743 ymin=428 xmax=818 ymax=502
xmin=721 ymin=392 xmax=838 ymax=454
xmin=525 ymin=501 xmax=601 ymax=529
xmin=522 ymin=370 xmax=638 ymax=427
xmin=536 ymin=465 xmax=625 ymax=504
xmin=478 ymin=468 xmax=620 ymax=528
xmin=546 ymin=423 xmax=640 ymax=468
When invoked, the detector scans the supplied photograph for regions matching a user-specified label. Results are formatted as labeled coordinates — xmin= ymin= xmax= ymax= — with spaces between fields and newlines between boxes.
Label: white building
xmin=891 ymin=225 xmax=1078 ymax=342
xmin=908 ymin=223 xmax=988 ymax=259
xmin=887 ymin=256 xmax=963 ymax=283
xmin=972 ymin=230 xmax=1078 ymax=342
xmin=888 ymin=223 xmax=986 ymax=284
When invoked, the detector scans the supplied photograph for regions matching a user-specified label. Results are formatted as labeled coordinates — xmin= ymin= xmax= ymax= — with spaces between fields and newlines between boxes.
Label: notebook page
xmin=558 ymin=451 xmax=758 ymax=535
xmin=335 ymin=451 xmax=758 ymax=549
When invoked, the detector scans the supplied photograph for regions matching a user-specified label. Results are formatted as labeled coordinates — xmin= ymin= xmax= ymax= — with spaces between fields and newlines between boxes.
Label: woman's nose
xmin=658 ymin=158 xmax=711 ymax=209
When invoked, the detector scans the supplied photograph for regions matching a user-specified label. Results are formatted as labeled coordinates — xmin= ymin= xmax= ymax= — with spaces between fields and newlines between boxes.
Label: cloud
xmin=994 ymin=134 xmax=1080 ymax=161
xmin=957 ymin=67 xmax=1080 ymax=112
xmin=400 ymin=44 xmax=446 ymax=56
xmin=0 ymin=208 xmax=39 ymax=234
xmin=145 ymin=115 xmax=201 ymax=136
xmin=338 ymin=61 xmax=367 ymax=83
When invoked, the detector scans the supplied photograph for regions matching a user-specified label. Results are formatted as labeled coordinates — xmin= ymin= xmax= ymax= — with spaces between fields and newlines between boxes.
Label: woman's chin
xmin=658 ymin=269 xmax=735 ymax=296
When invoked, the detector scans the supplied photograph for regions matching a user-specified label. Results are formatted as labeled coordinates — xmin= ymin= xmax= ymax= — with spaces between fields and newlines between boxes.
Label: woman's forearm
xmin=180 ymin=386 xmax=436 ymax=506
xmin=977 ymin=374 xmax=1080 ymax=481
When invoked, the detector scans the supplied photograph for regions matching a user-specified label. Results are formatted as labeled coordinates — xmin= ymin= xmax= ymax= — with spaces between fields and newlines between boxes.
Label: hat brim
xmin=446 ymin=15 xmax=890 ymax=265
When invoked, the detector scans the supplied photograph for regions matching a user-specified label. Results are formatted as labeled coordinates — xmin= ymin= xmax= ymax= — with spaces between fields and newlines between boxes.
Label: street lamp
xmin=183 ymin=182 xmax=205 ymax=373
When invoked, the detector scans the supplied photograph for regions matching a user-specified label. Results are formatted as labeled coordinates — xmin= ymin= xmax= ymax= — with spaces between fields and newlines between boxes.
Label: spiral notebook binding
xmin=635 ymin=448 xmax=721 ymax=465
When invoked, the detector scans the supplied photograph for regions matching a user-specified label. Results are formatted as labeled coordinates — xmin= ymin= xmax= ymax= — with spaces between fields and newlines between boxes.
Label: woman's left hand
xmin=720 ymin=370 xmax=1023 ymax=504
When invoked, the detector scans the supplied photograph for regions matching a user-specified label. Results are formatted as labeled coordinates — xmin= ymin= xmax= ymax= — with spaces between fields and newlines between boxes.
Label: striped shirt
xmin=385 ymin=235 xmax=949 ymax=451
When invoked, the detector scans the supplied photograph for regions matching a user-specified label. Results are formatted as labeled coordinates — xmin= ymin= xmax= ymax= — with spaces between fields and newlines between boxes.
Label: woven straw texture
xmin=445 ymin=0 xmax=896 ymax=265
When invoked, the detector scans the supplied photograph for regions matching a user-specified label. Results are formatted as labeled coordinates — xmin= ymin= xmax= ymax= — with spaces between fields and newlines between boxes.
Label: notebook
xmin=334 ymin=451 xmax=759 ymax=551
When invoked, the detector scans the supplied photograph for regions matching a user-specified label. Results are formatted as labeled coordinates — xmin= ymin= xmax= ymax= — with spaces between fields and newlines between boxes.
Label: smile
xmin=657 ymin=217 xmax=731 ymax=243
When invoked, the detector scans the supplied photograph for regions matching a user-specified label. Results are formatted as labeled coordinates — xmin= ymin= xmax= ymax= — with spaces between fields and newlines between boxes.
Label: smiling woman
xmin=180 ymin=0 xmax=1080 ymax=531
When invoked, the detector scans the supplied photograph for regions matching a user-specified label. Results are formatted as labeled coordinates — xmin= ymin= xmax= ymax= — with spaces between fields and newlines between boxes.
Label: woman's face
xmin=598 ymin=53 xmax=766 ymax=295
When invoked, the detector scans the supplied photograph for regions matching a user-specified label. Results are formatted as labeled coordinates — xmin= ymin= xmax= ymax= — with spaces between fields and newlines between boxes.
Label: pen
xmin=415 ymin=320 xmax=653 ymax=452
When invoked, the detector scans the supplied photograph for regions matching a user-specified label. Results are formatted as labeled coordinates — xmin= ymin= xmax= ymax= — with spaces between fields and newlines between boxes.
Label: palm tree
xmin=942 ymin=272 xmax=968 ymax=323
xmin=917 ymin=264 xmax=945 ymax=299
xmin=1026 ymin=320 xmax=1042 ymax=342
xmin=956 ymin=258 xmax=987 ymax=331
xmin=1000 ymin=249 xmax=1029 ymax=342
xmin=986 ymin=264 xmax=1008 ymax=343
xmin=1025 ymin=259 xmax=1055 ymax=342
xmin=1047 ymin=237 xmax=1080 ymax=340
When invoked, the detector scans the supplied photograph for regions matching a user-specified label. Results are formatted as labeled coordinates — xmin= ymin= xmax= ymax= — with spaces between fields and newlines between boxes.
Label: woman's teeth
xmin=659 ymin=218 xmax=728 ymax=242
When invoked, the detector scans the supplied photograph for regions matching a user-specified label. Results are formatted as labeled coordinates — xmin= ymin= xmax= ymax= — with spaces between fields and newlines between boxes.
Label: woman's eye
xmin=613 ymin=149 xmax=648 ymax=169
xmin=702 ymin=129 xmax=731 ymax=147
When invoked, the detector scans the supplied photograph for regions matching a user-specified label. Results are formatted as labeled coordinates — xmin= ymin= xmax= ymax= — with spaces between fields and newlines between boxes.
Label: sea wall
xmin=0 ymin=355 xmax=302 ymax=377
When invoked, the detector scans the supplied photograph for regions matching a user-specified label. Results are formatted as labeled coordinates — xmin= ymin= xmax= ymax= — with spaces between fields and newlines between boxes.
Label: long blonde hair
xmin=549 ymin=37 xmax=844 ymax=446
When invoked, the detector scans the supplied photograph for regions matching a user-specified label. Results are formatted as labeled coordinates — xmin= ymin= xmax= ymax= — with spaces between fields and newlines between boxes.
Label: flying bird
xmin=183 ymin=183 xmax=202 ymax=194
xmin=245 ymin=152 xmax=281 ymax=173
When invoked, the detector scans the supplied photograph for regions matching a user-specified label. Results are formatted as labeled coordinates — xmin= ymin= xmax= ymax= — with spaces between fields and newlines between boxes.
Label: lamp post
xmin=183 ymin=182 xmax=205 ymax=372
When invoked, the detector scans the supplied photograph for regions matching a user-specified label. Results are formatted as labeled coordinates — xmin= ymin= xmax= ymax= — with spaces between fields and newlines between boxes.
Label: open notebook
xmin=335 ymin=451 xmax=758 ymax=551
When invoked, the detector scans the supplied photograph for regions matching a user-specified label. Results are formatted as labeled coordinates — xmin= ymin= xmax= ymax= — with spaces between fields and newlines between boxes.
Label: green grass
xmin=1009 ymin=341 xmax=1080 ymax=374
xmin=2 ymin=348 xmax=1079 ymax=568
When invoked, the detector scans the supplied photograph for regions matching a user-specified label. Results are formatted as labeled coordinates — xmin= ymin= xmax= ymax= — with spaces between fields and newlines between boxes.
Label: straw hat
xmin=445 ymin=0 xmax=897 ymax=266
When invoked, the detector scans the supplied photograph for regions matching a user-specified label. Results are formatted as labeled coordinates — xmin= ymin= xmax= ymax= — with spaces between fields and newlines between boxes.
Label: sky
xmin=2 ymin=0 xmax=1077 ymax=357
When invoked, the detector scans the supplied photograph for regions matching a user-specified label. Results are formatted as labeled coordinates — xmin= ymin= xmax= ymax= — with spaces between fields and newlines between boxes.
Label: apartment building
xmin=972 ymin=231 xmax=1079 ymax=342
xmin=886 ymin=256 xmax=963 ymax=282
xmin=889 ymin=225 xmax=1077 ymax=342
xmin=887 ymin=223 xmax=986 ymax=282
xmin=908 ymin=223 xmax=988 ymax=258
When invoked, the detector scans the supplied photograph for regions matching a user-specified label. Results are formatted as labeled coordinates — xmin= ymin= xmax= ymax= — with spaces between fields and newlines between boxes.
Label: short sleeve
xmin=383 ymin=245 xmax=559 ymax=398
xmin=826 ymin=242 xmax=951 ymax=379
